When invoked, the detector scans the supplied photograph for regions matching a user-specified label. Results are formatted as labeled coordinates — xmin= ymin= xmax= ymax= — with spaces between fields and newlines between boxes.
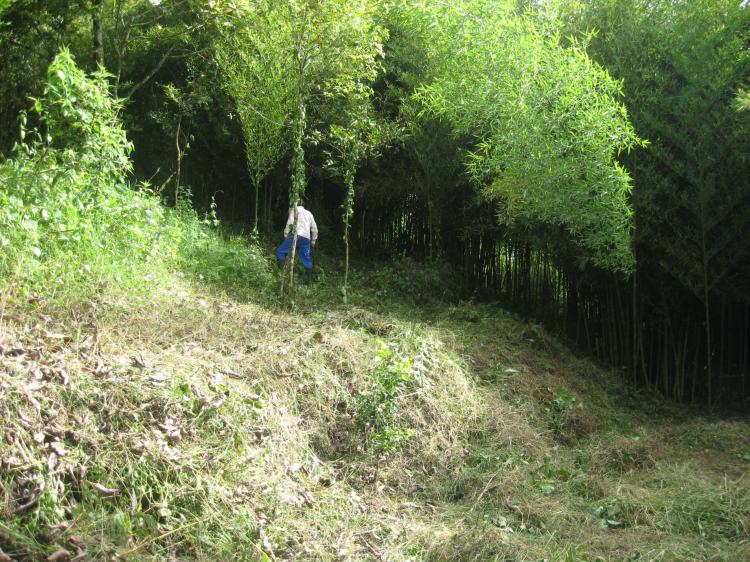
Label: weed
xmin=542 ymin=387 xmax=592 ymax=442
xmin=356 ymin=346 xmax=415 ymax=455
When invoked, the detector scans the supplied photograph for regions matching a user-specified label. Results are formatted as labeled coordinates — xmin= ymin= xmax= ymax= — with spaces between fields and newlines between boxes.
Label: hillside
xmin=1 ymin=263 xmax=748 ymax=562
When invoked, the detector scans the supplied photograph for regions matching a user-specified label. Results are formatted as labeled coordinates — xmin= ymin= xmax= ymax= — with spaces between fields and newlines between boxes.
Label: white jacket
xmin=284 ymin=205 xmax=318 ymax=242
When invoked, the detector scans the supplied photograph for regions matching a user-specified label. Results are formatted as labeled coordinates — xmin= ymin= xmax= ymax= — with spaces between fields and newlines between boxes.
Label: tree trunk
xmin=175 ymin=116 xmax=182 ymax=207
xmin=252 ymin=160 xmax=261 ymax=234
xmin=91 ymin=0 xmax=104 ymax=69
xmin=701 ymin=223 xmax=713 ymax=406
xmin=281 ymin=101 xmax=306 ymax=296
xmin=343 ymin=171 xmax=355 ymax=303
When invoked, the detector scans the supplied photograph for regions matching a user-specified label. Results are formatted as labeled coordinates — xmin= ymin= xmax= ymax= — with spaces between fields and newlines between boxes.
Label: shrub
xmin=356 ymin=345 xmax=415 ymax=454
xmin=0 ymin=49 xmax=178 ymax=297
xmin=173 ymin=197 xmax=272 ymax=294
xmin=0 ymin=49 xmax=271 ymax=300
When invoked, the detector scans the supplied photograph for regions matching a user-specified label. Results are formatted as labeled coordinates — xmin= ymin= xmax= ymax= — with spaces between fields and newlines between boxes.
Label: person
xmin=275 ymin=200 xmax=318 ymax=284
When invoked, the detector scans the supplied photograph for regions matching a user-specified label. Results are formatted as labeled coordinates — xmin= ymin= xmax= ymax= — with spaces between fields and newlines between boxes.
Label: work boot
xmin=304 ymin=268 xmax=314 ymax=285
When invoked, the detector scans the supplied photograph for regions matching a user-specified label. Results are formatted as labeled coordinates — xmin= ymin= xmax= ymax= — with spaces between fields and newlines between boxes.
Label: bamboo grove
xmin=1 ymin=0 xmax=749 ymax=405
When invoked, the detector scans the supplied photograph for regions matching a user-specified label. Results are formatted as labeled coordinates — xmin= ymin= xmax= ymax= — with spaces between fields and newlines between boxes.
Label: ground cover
xmin=1 ymin=261 xmax=748 ymax=561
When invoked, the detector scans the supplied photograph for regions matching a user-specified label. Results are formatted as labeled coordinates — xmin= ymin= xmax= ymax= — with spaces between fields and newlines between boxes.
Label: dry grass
xmin=1 ymin=273 xmax=749 ymax=562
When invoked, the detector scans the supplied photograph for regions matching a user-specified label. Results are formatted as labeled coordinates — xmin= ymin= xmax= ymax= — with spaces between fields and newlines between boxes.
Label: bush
xmin=173 ymin=197 xmax=272 ymax=294
xmin=356 ymin=345 xmax=415 ymax=454
xmin=0 ymin=49 xmax=271 ymax=300
xmin=357 ymin=257 xmax=462 ymax=304
xmin=0 ymin=50 xmax=178 ymax=296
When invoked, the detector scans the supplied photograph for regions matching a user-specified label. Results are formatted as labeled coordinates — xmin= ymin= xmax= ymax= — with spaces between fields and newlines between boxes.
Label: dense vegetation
xmin=1 ymin=1 xmax=749 ymax=559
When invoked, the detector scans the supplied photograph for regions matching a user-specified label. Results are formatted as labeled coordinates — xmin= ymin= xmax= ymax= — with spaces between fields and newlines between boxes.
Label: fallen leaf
xmin=398 ymin=502 xmax=419 ymax=510
xmin=46 ymin=521 xmax=73 ymax=536
xmin=159 ymin=420 xmax=181 ymax=442
xmin=55 ymin=368 xmax=70 ymax=386
xmin=50 ymin=442 xmax=67 ymax=456
xmin=27 ymin=380 xmax=46 ymax=392
xmin=46 ymin=549 xmax=71 ymax=562
xmin=299 ymin=488 xmax=316 ymax=507
xmin=91 ymin=483 xmax=117 ymax=497
xmin=2 ymin=456 xmax=23 ymax=469
xmin=14 ymin=494 xmax=40 ymax=515
xmin=146 ymin=372 xmax=169 ymax=386
xmin=43 ymin=332 xmax=69 ymax=341
xmin=2 ymin=346 xmax=26 ymax=357
xmin=286 ymin=463 xmax=304 ymax=475
xmin=131 ymin=354 xmax=147 ymax=369
xmin=67 ymin=536 xmax=86 ymax=549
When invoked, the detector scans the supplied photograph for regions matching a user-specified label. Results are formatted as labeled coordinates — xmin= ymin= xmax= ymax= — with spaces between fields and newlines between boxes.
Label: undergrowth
xmin=0 ymin=49 xmax=270 ymax=306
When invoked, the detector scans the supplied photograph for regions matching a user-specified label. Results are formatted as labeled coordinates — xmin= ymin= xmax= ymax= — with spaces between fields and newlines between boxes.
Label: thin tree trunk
xmin=343 ymin=172 xmax=355 ymax=303
xmin=700 ymin=212 xmax=713 ymax=405
xmin=281 ymin=100 xmax=306 ymax=296
xmin=691 ymin=331 xmax=701 ymax=404
xmin=263 ymin=180 xmax=271 ymax=234
xmin=175 ymin=116 xmax=182 ymax=207
xmin=743 ymin=305 xmax=749 ymax=399
xmin=632 ymin=263 xmax=638 ymax=383
xmin=91 ymin=0 xmax=104 ymax=69
xmin=251 ymin=158 xmax=261 ymax=234
xmin=639 ymin=321 xmax=648 ymax=388
xmin=704 ymin=288 xmax=712 ymax=405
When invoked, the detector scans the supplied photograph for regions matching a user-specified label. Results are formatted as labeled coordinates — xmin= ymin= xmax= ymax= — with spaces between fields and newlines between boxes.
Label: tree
xmin=103 ymin=1 xmax=218 ymax=101
xmin=276 ymin=0 xmax=386 ymax=294
xmin=389 ymin=0 xmax=644 ymax=274
xmin=326 ymin=107 xmax=395 ymax=302
xmin=215 ymin=0 xmax=294 ymax=235
xmin=0 ymin=0 xmax=91 ymax=154
xmin=563 ymin=0 xmax=750 ymax=403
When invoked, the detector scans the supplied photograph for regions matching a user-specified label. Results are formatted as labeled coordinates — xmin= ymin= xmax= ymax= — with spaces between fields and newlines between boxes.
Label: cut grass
xmin=1 ymin=260 xmax=749 ymax=561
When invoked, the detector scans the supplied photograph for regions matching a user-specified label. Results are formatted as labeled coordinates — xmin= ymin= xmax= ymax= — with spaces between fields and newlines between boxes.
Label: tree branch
xmin=121 ymin=45 xmax=176 ymax=101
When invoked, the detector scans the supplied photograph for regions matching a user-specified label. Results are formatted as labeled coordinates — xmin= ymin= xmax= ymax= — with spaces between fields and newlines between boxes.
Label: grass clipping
xmin=0 ymin=283 xmax=478 ymax=561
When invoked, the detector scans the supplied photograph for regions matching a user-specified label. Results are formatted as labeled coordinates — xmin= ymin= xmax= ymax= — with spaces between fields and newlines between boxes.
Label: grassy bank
xmin=1 ymin=261 xmax=749 ymax=561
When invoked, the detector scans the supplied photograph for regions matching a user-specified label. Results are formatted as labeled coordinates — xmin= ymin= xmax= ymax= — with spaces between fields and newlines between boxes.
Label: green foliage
xmin=356 ymin=345 xmax=415 ymax=454
xmin=175 ymin=198 xmax=273 ymax=294
xmin=0 ymin=0 xmax=16 ymax=18
xmin=0 ymin=49 xmax=177 ymax=296
xmin=390 ymin=0 xmax=644 ymax=273
xmin=214 ymin=0 xmax=294 ymax=231
xmin=543 ymin=388 xmax=584 ymax=437
xmin=0 ymin=49 xmax=272 ymax=301
xmin=569 ymin=0 xmax=750 ymax=296
xmin=356 ymin=258 xmax=461 ymax=305
xmin=261 ymin=0 xmax=387 ymax=293
xmin=326 ymin=107 xmax=398 ymax=301
xmin=560 ymin=0 xmax=750 ymax=401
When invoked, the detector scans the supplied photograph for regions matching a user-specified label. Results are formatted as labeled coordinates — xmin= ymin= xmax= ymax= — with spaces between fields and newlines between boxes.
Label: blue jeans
xmin=276 ymin=236 xmax=312 ymax=270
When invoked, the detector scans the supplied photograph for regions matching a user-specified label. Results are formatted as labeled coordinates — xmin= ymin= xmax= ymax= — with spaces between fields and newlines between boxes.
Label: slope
xmin=1 ymin=262 xmax=749 ymax=562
